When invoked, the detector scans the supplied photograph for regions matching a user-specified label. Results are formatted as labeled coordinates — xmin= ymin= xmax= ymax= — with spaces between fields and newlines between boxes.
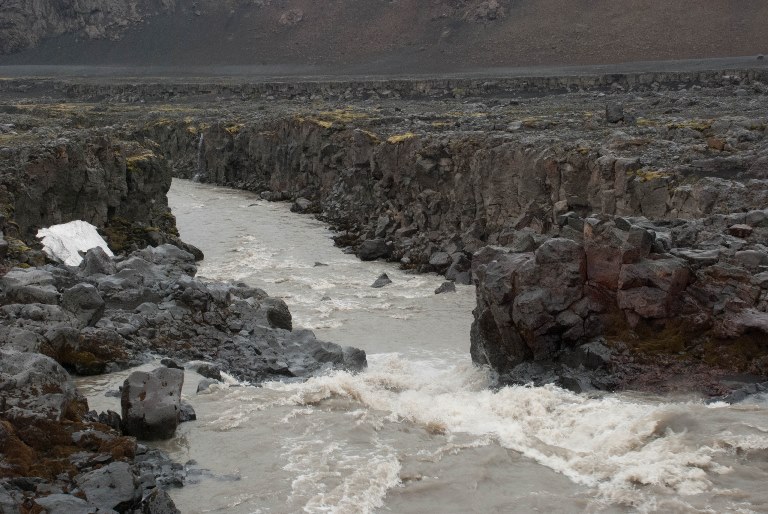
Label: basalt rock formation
xmin=472 ymin=211 xmax=768 ymax=393
xmin=131 ymin=71 xmax=768 ymax=393
xmin=0 ymin=243 xmax=366 ymax=510
xmin=0 ymin=129 xmax=196 ymax=267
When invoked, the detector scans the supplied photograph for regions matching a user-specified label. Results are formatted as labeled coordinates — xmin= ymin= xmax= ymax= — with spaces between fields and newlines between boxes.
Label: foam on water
xmin=162 ymin=180 xmax=768 ymax=513
xmin=240 ymin=353 xmax=768 ymax=512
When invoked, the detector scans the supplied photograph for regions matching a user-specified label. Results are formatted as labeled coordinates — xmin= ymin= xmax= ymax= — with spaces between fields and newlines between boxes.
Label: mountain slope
xmin=1 ymin=0 xmax=767 ymax=71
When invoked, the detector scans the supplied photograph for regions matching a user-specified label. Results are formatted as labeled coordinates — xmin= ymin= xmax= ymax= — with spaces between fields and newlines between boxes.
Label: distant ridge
xmin=1 ymin=0 xmax=767 ymax=72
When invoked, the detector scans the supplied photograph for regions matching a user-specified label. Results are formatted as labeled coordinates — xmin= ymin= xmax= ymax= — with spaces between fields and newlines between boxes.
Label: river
xmin=78 ymin=179 xmax=768 ymax=514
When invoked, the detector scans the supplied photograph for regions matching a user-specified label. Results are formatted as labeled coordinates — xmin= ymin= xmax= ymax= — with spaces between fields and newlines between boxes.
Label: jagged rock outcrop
xmin=471 ymin=211 xmax=768 ymax=392
xmin=0 ymin=133 xmax=190 ymax=265
xmin=0 ymin=244 xmax=367 ymax=382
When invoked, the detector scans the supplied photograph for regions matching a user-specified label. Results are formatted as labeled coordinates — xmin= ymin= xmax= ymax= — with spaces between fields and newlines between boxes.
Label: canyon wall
xmin=1 ymin=68 xmax=767 ymax=103
xmin=144 ymin=89 xmax=768 ymax=391
xmin=0 ymin=133 xmax=185 ymax=265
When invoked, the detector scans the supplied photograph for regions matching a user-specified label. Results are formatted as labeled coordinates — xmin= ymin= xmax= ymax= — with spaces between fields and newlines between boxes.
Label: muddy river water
xmin=78 ymin=179 xmax=768 ymax=513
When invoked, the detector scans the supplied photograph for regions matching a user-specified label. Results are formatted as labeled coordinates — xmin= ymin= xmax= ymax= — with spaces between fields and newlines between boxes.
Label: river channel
xmin=79 ymin=179 xmax=768 ymax=514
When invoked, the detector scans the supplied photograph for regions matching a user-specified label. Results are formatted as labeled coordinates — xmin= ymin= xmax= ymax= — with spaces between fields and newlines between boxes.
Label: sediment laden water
xmin=77 ymin=180 xmax=768 ymax=514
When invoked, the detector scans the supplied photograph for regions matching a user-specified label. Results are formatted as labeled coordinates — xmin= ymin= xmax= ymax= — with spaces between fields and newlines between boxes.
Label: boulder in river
xmin=121 ymin=367 xmax=184 ymax=440
xmin=357 ymin=238 xmax=392 ymax=261
xmin=371 ymin=273 xmax=392 ymax=288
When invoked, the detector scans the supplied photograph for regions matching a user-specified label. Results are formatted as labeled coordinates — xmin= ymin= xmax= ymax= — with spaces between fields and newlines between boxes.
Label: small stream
xmin=77 ymin=179 xmax=768 ymax=513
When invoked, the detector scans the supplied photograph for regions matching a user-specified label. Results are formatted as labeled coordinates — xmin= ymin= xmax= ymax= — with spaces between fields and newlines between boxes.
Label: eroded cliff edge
xmin=2 ymin=70 xmax=767 ymax=393
xmin=129 ymin=70 xmax=768 ymax=394
xmin=1 ymin=69 xmax=767 ymax=509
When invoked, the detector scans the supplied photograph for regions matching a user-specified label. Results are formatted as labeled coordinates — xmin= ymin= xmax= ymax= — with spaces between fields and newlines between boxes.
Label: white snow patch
xmin=36 ymin=220 xmax=113 ymax=266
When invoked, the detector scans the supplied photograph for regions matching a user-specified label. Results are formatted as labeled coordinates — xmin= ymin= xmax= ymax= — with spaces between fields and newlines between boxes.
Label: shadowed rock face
xmin=471 ymin=212 xmax=768 ymax=392
xmin=0 ymin=134 xmax=185 ymax=265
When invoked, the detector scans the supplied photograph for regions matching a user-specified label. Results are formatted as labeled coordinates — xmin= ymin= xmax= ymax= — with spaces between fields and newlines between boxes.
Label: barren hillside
xmin=1 ymin=0 xmax=767 ymax=71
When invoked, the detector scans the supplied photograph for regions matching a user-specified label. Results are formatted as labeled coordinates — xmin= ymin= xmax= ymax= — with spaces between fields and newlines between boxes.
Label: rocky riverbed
xmin=0 ymin=242 xmax=365 ymax=511
xmin=1 ymin=68 xmax=768 ymax=511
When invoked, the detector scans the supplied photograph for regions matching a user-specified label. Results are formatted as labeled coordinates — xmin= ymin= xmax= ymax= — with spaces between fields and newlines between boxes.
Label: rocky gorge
xmin=0 ymin=66 xmax=768 ymax=510
xmin=152 ymin=69 xmax=768 ymax=395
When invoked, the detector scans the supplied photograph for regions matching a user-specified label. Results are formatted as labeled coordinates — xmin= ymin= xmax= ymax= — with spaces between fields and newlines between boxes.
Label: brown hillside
xmin=0 ymin=0 xmax=766 ymax=71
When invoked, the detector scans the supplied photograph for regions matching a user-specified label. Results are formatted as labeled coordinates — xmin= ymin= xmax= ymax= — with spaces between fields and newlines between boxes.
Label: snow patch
xmin=36 ymin=220 xmax=113 ymax=266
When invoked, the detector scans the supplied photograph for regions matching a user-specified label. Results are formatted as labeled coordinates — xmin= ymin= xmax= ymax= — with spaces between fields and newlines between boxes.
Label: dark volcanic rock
xmin=472 ymin=212 xmax=768 ymax=394
xmin=79 ymin=246 xmax=117 ymax=277
xmin=358 ymin=239 xmax=392 ymax=261
xmin=61 ymin=283 xmax=105 ymax=327
xmin=434 ymin=281 xmax=456 ymax=294
xmin=193 ymin=363 xmax=222 ymax=381
xmin=606 ymin=102 xmax=625 ymax=123
xmin=75 ymin=461 xmax=139 ymax=512
xmin=121 ymin=367 xmax=184 ymax=440
xmin=179 ymin=400 xmax=197 ymax=423
xmin=0 ymin=349 xmax=85 ymax=421
xmin=0 ymin=268 xmax=59 ymax=305
xmin=141 ymin=488 xmax=181 ymax=514
xmin=371 ymin=273 xmax=392 ymax=288
xmin=290 ymin=197 xmax=314 ymax=213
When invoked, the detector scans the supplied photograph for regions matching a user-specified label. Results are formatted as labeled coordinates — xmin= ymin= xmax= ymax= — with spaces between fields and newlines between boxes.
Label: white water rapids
xmin=78 ymin=180 xmax=768 ymax=513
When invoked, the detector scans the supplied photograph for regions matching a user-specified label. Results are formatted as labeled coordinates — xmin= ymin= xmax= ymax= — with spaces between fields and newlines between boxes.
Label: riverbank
xmin=1 ymin=67 xmax=767 ymax=511
xmin=2 ymin=68 xmax=767 ymax=391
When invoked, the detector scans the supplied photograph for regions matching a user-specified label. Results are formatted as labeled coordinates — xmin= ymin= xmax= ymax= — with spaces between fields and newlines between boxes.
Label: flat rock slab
xmin=75 ymin=461 xmax=138 ymax=512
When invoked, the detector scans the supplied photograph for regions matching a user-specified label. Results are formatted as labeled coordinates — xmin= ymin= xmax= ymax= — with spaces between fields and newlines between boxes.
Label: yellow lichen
xmin=125 ymin=151 xmax=155 ymax=172
xmin=360 ymin=130 xmax=380 ymax=142
xmin=310 ymin=119 xmax=333 ymax=129
xmin=224 ymin=123 xmax=245 ymax=135
xmin=666 ymin=119 xmax=713 ymax=132
xmin=633 ymin=168 xmax=670 ymax=182
xmin=635 ymin=118 xmax=657 ymax=127
xmin=387 ymin=132 xmax=417 ymax=144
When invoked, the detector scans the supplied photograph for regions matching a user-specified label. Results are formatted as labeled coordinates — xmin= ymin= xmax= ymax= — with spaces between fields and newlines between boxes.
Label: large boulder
xmin=357 ymin=238 xmax=392 ymax=261
xmin=121 ymin=367 xmax=184 ymax=440
xmin=74 ymin=461 xmax=139 ymax=512
xmin=0 ymin=349 xmax=85 ymax=421
xmin=61 ymin=283 xmax=105 ymax=326
xmin=0 ymin=268 xmax=59 ymax=305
